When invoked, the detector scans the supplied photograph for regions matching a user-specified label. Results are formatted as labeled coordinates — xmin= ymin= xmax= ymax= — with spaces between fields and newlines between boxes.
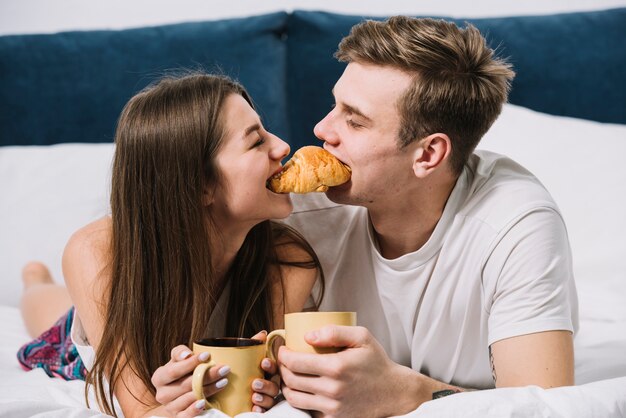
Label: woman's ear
xmin=412 ymin=133 xmax=452 ymax=178
xmin=202 ymin=184 xmax=216 ymax=207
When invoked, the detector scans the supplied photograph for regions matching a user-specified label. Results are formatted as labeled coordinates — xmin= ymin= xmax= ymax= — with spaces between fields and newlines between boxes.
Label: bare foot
xmin=22 ymin=261 xmax=54 ymax=288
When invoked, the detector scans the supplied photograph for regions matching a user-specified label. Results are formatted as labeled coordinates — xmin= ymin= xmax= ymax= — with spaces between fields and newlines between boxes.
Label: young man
xmin=278 ymin=16 xmax=578 ymax=417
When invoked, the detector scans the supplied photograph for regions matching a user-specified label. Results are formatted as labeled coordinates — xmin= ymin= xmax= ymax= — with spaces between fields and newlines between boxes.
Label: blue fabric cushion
xmin=0 ymin=12 xmax=289 ymax=146
xmin=286 ymin=9 xmax=626 ymax=149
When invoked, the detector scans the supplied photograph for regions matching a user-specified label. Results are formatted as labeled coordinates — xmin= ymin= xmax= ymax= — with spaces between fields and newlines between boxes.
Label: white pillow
xmin=0 ymin=143 xmax=114 ymax=307
xmin=1 ymin=106 xmax=624 ymax=313
xmin=478 ymin=104 xmax=626 ymax=321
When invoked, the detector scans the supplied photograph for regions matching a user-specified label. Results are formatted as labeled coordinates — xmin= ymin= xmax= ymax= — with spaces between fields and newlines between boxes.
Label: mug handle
xmin=192 ymin=360 xmax=221 ymax=411
xmin=266 ymin=329 xmax=285 ymax=363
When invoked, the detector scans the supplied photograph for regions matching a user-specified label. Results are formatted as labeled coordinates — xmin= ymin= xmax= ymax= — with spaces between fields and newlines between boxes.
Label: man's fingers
xmin=282 ymin=386 xmax=338 ymax=415
xmin=304 ymin=325 xmax=369 ymax=348
xmin=278 ymin=346 xmax=343 ymax=377
xmin=280 ymin=363 xmax=337 ymax=398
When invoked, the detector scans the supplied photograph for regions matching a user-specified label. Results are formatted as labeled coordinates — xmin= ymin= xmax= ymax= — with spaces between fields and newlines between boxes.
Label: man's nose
xmin=314 ymin=111 xmax=339 ymax=145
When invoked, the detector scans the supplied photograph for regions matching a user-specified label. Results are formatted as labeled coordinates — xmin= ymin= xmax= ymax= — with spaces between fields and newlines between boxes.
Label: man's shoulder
xmin=461 ymin=151 xmax=562 ymax=229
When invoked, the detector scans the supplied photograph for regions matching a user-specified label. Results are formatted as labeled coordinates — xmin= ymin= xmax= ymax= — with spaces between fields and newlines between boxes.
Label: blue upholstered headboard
xmin=1 ymin=8 xmax=624 ymax=149
xmin=0 ymin=12 xmax=290 ymax=146
xmin=287 ymin=9 xmax=626 ymax=146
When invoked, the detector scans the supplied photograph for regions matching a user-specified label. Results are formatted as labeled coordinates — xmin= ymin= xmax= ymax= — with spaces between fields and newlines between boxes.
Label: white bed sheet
xmin=2 ymin=300 xmax=626 ymax=418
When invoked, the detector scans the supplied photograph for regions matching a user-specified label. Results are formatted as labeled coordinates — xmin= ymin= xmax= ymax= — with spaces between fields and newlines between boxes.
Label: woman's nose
xmin=270 ymin=134 xmax=291 ymax=160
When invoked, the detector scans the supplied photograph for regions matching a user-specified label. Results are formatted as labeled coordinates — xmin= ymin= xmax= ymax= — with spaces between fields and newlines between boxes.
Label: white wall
xmin=1 ymin=0 xmax=625 ymax=35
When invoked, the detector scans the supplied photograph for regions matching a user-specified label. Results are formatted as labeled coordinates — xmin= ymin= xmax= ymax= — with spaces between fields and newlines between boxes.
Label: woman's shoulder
xmin=269 ymin=222 xmax=320 ymax=315
xmin=66 ymin=216 xmax=111 ymax=254
xmin=271 ymin=222 xmax=316 ymax=264
xmin=63 ymin=216 xmax=112 ymax=290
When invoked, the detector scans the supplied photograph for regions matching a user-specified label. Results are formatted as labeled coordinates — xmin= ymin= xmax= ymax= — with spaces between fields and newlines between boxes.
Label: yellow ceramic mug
xmin=192 ymin=337 xmax=266 ymax=416
xmin=266 ymin=311 xmax=357 ymax=360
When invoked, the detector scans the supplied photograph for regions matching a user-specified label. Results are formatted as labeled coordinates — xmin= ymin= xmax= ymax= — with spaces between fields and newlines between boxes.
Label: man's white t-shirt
xmin=283 ymin=150 xmax=579 ymax=389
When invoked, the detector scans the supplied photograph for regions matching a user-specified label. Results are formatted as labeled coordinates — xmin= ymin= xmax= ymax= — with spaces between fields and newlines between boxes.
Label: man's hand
xmin=277 ymin=325 xmax=426 ymax=418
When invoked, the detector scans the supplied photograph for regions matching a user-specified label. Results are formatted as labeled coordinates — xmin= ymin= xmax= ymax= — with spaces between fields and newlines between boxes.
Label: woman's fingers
xmin=171 ymin=345 xmax=194 ymax=361
xmin=201 ymin=366 xmax=230 ymax=398
xmin=251 ymin=377 xmax=280 ymax=411
xmin=152 ymin=345 xmax=198 ymax=387
xmin=252 ymin=378 xmax=280 ymax=398
xmin=251 ymin=330 xmax=268 ymax=342
xmin=176 ymin=396 xmax=210 ymax=418
xmin=252 ymin=392 xmax=275 ymax=410
xmin=261 ymin=357 xmax=278 ymax=375
xmin=161 ymin=391 xmax=198 ymax=417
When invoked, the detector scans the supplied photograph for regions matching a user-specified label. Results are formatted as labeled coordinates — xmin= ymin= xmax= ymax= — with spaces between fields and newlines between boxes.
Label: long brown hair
xmin=336 ymin=16 xmax=515 ymax=174
xmin=86 ymin=73 xmax=323 ymax=415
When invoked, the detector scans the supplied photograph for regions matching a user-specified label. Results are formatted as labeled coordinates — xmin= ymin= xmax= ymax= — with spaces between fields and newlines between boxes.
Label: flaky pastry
xmin=268 ymin=146 xmax=351 ymax=193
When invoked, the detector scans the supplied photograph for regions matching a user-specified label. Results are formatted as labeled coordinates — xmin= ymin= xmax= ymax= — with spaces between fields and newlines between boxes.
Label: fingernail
xmin=195 ymin=399 xmax=206 ymax=410
xmin=252 ymin=406 xmax=263 ymax=413
xmin=218 ymin=365 xmax=231 ymax=377
xmin=306 ymin=330 xmax=319 ymax=342
xmin=261 ymin=358 xmax=271 ymax=369
xmin=198 ymin=352 xmax=210 ymax=362
xmin=252 ymin=379 xmax=263 ymax=390
xmin=260 ymin=330 xmax=268 ymax=335
xmin=216 ymin=378 xmax=228 ymax=389
xmin=253 ymin=393 xmax=264 ymax=402
xmin=179 ymin=350 xmax=192 ymax=360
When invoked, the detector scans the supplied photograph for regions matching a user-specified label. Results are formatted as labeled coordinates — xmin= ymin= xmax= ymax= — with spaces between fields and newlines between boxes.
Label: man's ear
xmin=412 ymin=133 xmax=452 ymax=178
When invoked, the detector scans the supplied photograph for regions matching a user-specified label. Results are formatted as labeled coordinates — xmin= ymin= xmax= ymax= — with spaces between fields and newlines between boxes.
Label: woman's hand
xmin=250 ymin=331 xmax=281 ymax=412
xmin=151 ymin=345 xmax=230 ymax=418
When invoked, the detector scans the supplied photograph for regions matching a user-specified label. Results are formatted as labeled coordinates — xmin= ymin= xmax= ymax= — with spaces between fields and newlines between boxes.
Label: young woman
xmin=18 ymin=73 xmax=323 ymax=418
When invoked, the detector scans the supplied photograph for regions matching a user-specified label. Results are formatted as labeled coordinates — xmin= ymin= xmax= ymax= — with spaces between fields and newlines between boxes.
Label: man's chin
xmin=325 ymin=181 xmax=352 ymax=204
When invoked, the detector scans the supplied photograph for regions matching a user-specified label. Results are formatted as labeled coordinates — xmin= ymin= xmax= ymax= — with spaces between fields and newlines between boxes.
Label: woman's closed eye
xmin=252 ymin=136 xmax=266 ymax=148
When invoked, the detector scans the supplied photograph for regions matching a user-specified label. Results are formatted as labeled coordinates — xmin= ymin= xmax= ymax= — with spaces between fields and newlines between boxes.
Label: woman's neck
xmin=209 ymin=220 xmax=252 ymax=279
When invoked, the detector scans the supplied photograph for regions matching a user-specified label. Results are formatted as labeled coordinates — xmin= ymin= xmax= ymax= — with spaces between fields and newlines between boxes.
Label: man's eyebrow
xmin=243 ymin=123 xmax=261 ymax=138
xmin=331 ymin=88 xmax=372 ymax=122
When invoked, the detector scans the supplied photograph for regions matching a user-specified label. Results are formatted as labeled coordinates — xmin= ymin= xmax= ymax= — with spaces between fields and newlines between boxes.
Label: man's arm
xmin=490 ymin=330 xmax=574 ymax=388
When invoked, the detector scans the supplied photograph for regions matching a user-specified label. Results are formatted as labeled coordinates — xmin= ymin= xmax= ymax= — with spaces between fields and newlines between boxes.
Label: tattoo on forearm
xmin=432 ymin=389 xmax=460 ymax=399
xmin=489 ymin=346 xmax=497 ymax=384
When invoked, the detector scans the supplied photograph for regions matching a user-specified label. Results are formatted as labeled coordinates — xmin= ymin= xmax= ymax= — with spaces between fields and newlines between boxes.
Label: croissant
xmin=268 ymin=146 xmax=351 ymax=193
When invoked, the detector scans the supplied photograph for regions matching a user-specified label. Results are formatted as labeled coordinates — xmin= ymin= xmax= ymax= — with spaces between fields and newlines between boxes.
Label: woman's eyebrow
xmin=243 ymin=123 xmax=261 ymax=139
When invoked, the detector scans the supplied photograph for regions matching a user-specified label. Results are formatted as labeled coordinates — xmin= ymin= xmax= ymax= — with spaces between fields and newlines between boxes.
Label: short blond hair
xmin=336 ymin=16 xmax=515 ymax=174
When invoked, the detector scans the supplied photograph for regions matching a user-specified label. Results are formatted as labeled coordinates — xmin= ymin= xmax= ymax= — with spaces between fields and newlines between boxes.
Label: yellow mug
xmin=266 ymin=311 xmax=357 ymax=360
xmin=192 ymin=337 xmax=266 ymax=416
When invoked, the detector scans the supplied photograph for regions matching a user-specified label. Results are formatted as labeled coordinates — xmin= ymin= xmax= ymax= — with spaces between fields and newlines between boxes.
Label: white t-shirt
xmin=283 ymin=150 xmax=579 ymax=389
